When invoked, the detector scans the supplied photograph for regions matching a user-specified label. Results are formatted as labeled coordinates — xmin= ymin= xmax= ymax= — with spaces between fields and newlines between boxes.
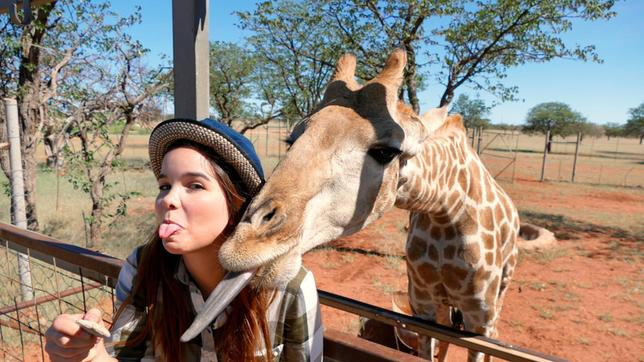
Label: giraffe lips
xmin=180 ymin=269 xmax=256 ymax=342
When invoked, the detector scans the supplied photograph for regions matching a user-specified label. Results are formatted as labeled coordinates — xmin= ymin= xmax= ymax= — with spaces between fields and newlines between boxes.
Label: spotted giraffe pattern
xmin=396 ymin=121 xmax=519 ymax=362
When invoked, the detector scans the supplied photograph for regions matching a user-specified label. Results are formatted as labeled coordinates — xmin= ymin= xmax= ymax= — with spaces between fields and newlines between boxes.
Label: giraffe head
xmin=217 ymin=49 xmax=433 ymax=286
xmin=182 ymin=50 xmax=442 ymax=341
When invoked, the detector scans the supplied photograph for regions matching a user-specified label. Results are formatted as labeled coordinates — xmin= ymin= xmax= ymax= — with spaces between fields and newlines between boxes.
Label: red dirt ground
xmin=302 ymin=179 xmax=644 ymax=362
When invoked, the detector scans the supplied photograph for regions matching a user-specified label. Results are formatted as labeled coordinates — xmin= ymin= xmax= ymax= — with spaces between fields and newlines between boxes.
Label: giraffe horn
xmin=365 ymin=48 xmax=407 ymax=111
xmin=370 ymin=49 xmax=407 ymax=90
xmin=331 ymin=53 xmax=360 ymax=91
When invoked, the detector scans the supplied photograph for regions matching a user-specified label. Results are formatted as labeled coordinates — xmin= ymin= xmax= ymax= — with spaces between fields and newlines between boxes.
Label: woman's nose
xmin=160 ymin=188 xmax=180 ymax=210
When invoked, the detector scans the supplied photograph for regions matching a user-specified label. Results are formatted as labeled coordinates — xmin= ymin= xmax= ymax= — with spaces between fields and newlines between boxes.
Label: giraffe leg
xmin=461 ymin=302 xmax=499 ymax=362
xmin=495 ymin=250 xmax=518 ymax=320
xmin=433 ymin=304 xmax=451 ymax=362
xmin=410 ymin=302 xmax=437 ymax=360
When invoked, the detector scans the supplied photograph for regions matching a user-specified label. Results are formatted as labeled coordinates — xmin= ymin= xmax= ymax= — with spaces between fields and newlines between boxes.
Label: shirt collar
xmin=175 ymin=256 xmax=192 ymax=285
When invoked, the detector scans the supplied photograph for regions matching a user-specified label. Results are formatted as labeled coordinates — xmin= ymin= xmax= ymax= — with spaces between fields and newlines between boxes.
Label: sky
xmin=112 ymin=1 xmax=644 ymax=125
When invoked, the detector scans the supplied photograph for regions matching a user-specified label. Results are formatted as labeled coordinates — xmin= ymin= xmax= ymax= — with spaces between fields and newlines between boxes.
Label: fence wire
xmin=0 ymin=241 xmax=115 ymax=361
xmin=467 ymin=129 xmax=643 ymax=187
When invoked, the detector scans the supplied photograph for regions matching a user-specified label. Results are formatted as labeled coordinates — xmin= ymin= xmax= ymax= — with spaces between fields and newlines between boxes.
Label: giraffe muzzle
xmin=249 ymin=199 xmax=287 ymax=238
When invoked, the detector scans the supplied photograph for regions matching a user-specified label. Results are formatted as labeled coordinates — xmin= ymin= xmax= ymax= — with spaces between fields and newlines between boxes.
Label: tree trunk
xmin=43 ymin=133 xmax=65 ymax=168
xmin=88 ymin=181 xmax=104 ymax=248
xmin=403 ymin=45 xmax=420 ymax=114
xmin=19 ymin=95 xmax=41 ymax=231
xmin=13 ymin=5 xmax=55 ymax=231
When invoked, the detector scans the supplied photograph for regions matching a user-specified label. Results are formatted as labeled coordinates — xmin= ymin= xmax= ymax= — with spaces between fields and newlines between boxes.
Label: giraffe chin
xmin=181 ymin=248 xmax=303 ymax=341
xmin=250 ymin=248 xmax=302 ymax=289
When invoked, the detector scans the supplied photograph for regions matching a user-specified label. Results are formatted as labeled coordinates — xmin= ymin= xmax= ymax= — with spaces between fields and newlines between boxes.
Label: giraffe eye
xmin=368 ymin=146 xmax=401 ymax=165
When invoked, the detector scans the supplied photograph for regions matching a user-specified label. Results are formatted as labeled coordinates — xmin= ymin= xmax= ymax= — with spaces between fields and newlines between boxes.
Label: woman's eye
xmin=188 ymin=183 xmax=205 ymax=190
xmin=158 ymin=184 xmax=170 ymax=191
xmin=368 ymin=146 xmax=401 ymax=165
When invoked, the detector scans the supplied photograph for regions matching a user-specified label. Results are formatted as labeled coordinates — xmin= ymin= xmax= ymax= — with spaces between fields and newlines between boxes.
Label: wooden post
xmin=3 ymin=98 xmax=33 ymax=301
xmin=476 ymin=127 xmax=483 ymax=155
xmin=470 ymin=127 xmax=476 ymax=148
xmin=511 ymin=132 xmax=519 ymax=184
xmin=172 ymin=0 xmax=209 ymax=120
xmin=540 ymin=130 xmax=550 ymax=182
xmin=571 ymin=132 xmax=581 ymax=183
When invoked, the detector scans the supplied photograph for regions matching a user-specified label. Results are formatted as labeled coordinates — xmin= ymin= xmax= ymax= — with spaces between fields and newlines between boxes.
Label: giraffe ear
xmin=420 ymin=106 xmax=449 ymax=134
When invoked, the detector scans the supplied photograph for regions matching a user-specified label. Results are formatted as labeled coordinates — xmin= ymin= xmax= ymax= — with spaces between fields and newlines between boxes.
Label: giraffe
xmin=189 ymin=49 xmax=519 ymax=361
xmin=396 ymin=107 xmax=520 ymax=361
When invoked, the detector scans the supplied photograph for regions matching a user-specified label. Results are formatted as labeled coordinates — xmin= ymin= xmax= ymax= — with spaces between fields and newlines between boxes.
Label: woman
xmin=45 ymin=119 xmax=323 ymax=361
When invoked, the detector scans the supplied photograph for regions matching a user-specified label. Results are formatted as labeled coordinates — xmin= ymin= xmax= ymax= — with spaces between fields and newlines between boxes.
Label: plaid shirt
xmin=105 ymin=248 xmax=323 ymax=361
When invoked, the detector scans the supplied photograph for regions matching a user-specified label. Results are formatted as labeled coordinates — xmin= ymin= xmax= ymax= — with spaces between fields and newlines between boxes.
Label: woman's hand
xmin=45 ymin=308 xmax=111 ymax=362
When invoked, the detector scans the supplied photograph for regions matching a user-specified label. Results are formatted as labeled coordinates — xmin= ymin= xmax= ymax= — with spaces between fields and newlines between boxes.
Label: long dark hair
xmin=113 ymin=141 xmax=272 ymax=361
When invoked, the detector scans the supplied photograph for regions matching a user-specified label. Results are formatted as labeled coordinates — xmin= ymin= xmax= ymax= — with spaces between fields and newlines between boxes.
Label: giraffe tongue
xmin=180 ymin=269 xmax=256 ymax=342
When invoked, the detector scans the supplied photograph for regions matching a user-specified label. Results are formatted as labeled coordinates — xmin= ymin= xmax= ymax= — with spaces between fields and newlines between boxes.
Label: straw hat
xmin=148 ymin=118 xmax=264 ymax=197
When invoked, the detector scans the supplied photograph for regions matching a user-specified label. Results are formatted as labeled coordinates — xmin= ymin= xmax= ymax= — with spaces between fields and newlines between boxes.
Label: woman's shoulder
xmin=115 ymin=245 xmax=145 ymax=302
xmin=283 ymin=265 xmax=317 ymax=297
xmin=125 ymin=245 xmax=146 ymax=267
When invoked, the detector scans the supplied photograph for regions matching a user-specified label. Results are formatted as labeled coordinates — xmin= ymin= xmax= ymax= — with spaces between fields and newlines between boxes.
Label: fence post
xmin=470 ymin=127 xmax=476 ymax=148
xmin=511 ymin=132 xmax=519 ymax=183
xmin=476 ymin=127 xmax=482 ymax=155
xmin=172 ymin=0 xmax=209 ymax=119
xmin=540 ymin=130 xmax=550 ymax=182
xmin=3 ymin=98 xmax=33 ymax=301
xmin=571 ymin=132 xmax=581 ymax=183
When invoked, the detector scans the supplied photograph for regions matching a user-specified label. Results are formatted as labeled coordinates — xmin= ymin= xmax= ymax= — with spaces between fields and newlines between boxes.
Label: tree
xmin=0 ymin=0 xmax=146 ymax=231
xmin=624 ymin=102 xmax=644 ymax=144
xmin=57 ymin=30 xmax=170 ymax=247
xmin=209 ymin=41 xmax=282 ymax=134
xmin=237 ymin=1 xmax=341 ymax=126
xmin=1 ymin=2 xmax=61 ymax=230
xmin=233 ymin=0 xmax=616 ymax=122
xmin=523 ymin=102 xmax=587 ymax=152
xmin=603 ymin=123 xmax=623 ymax=140
xmin=450 ymin=94 xmax=491 ymax=129
xmin=0 ymin=1 xmax=170 ymax=241
xmin=210 ymin=41 xmax=256 ymax=126
xmin=436 ymin=0 xmax=616 ymax=106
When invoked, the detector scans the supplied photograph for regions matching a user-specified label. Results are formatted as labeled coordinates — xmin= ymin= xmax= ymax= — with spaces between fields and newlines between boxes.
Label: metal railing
xmin=0 ymin=222 xmax=566 ymax=362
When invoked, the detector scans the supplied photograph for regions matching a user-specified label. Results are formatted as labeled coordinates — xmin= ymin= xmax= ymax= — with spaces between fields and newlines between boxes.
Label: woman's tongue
xmin=159 ymin=223 xmax=182 ymax=239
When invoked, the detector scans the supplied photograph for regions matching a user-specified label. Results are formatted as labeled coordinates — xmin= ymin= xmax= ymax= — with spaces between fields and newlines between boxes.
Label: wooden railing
xmin=0 ymin=222 xmax=566 ymax=362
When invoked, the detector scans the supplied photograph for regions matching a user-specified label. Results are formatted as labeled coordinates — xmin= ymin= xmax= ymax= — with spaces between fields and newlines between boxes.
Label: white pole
xmin=3 ymin=98 xmax=33 ymax=301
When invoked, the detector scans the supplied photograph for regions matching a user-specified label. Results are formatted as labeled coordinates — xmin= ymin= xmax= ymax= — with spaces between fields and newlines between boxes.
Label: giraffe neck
xmin=396 ymin=132 xmax=485 ymax=216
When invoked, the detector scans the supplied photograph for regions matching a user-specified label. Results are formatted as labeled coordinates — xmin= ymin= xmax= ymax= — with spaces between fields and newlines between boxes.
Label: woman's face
xmin=155 ymin=147 xmax=230 ymax=255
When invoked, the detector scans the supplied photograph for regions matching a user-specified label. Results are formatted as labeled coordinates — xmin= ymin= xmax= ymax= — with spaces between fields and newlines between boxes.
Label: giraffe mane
xmin=396 ymin=101 xmax=418 ymax=121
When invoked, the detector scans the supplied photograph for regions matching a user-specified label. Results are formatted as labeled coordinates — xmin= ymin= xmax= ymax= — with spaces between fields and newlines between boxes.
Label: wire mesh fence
xmin=467 ymin=129 xmax=643 ymax=187
xmin=0 ymin=226 xmax=121 ymax=362
xmin=0 ymin=244 xmax=116 ymax=361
